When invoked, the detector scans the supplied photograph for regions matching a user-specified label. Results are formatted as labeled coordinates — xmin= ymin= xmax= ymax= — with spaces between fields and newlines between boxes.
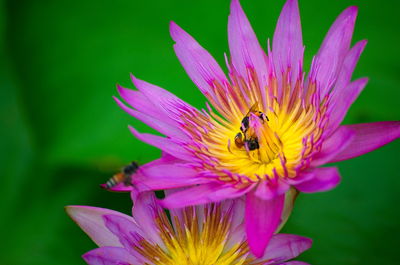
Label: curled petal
xmin=329 ymin=121 xmax=400 ymax=162
xmin=83 ymin=247 xmax=139 ymax=265
xmin=295 ymin=167 xmax=341 ymax=193
xmin=245 ymin=191 xmax=285 ymax=258
xmin=65 ymin=206 xmax=131 ymax=247
xmin=262 ymin=234 xmax=312 ymax=263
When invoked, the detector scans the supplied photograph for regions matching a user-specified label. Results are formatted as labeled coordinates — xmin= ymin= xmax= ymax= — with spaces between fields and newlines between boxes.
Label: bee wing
xmin=246 ymin=101 xmax=259 ymax=116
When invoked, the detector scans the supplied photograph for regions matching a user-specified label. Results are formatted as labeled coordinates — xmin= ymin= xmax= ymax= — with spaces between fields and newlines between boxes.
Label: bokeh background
xmin=1 ymin=0 xmax=399 ymax=264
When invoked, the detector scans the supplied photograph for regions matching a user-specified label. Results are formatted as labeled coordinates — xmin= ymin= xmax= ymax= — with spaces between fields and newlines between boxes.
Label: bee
xmin=104 ymin=161 xmax=139 ymax=189
xmin=235 ymin=132 xmax=260 ymax=151
xmin=240 ymin=102 xmax=269 ymax=133
xmin=234 ymin=103 xmax=267 ymax=151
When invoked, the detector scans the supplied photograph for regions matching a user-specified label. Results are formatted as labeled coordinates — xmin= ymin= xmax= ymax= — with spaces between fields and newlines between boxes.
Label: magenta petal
xmin=331 ymin=40 xmax=367 ymax=100
xmin=327 ymin=78 xmax=368 ymax=134
xmin=128 ymin=126 xmax=192 ymax=161
xmin=312 ymin=6 xmax=358 ymax=97
xmin=130 ymin=74 xmax=197 ymax=122
xmin=262 ymin=234 xmax=312 ymax=263
xmin=170 ymin=21 xmax=229 ymax=99
xmin=135 ymin=163 xmax=208 ymax=191
xmin=273 ymin=0 xmax=303 ymax=83
xmin=83 ymin=247 xmax=138 ymax=265
xmin=295 ymin=167 xmax=341 ymax=193
xmin=114 ymin=96 xmax=186 ymax=140
xmin=311 ymin=126 xmax=355 ymax=166
xmin=130 ymin=191 xmax=165 ymax=247
xmin=228 ymin=0 xmax=268 ymax=87
xmin=65 ymin=206 xmax=132 ymax=247
xmin=279 ymin=260 xmax=310 ymax=265
xmin=255 ymin=179 xmax=290 ymax=200
xmin=329 ymin=121 xmax=400 ymax=163
xmin=102 ymin=214 xmax=143 ymax=251
xmin=245 ymin=190 xmax=285 ymax=258
xmin=116 ymin=85 xmax=173 ymax=126
xmin=161 ymin=183 xmax=254 ymax=209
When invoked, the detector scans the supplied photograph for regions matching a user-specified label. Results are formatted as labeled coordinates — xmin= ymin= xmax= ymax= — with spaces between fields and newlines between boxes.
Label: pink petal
xmin=170 ymin=21 xmax=229 ymax=100
xmin=277 ymin=188 xmax=299 ymax=232
xmin=295 ymin=167 xmax=341 ymax=193
xmin=273 ymin=0 xmax=303 ymax=83
xmin=65 ymin=206 xmax=132 ymax=247
xmin=331 ymin=40 xmax=367 ymax=99
xmin=262 ymin=234 xmax=312 ymax=263
xmin=83 ymin=247 xmax=139 ymax=265
xmin=116 ymin=85 xmax=173 ymax=126
xmin=130 ymin=191 xmax=165 ymax=247
xmin=311 ymin=126 xmax=355 ymax=167
xmin=245 ymin=191 xmax=285 ymax=258
xmin=102 ymin=214 xmax=143 ymax=251
xmin=114 ymin=95 xmax=187 ymax=140
xmin=130 ymin=74 xmax=198 ymax=122
xmin=255 ymin=179 xmax=290 ymax=200
xmin=228 ymin=0 xmax=268 ymax=87
xmin=311 ymin=6 xmax=358 ymax=97
xmin=329 ymin=121 xmax=400 ymax=163
xmin=134 ymin=163 xmax=207 ymax=191
xmin=161 ymin=183 xmax=254 ymax=209
xmin=280 ymin=260 xmax=310 ymax=265
xmin=128 ymin=126 xmax=192 ymax=161
xmin=326 ymin=78 xmax=368 ymax=134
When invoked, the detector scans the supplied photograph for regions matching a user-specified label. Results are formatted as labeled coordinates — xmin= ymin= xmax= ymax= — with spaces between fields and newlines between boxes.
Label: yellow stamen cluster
xmin=133 ymin=204 xmax=256 ymax=265
xmin=179 ymin=71 xmax=327 ymax=184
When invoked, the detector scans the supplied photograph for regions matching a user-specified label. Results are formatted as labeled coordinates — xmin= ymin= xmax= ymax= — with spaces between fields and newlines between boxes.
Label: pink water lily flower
xmin=113 ymin=0 xmax=400 ymax=257
xmin=67 ymin=192 xmax=312 ymax=265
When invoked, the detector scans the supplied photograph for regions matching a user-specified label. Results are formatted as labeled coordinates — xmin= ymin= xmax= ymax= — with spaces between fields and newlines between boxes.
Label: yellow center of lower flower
xmin=132 ymin=204 xmax=256 ymax=265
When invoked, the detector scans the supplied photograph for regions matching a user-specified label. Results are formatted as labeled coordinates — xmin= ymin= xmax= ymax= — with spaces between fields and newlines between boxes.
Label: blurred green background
xmin=1 ymin=0 xmax=399 ymax=264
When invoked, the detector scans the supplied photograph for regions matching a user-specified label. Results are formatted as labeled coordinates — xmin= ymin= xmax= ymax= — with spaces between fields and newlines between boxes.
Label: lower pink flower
xmin=66 ymin=191 xmax=312 ymax=265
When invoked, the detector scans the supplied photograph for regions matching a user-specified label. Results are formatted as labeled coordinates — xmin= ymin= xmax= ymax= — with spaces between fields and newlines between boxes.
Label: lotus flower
xmin=113 ymin=0 xmax=400 ymax=257
xmin=66 ymin=192 xmax=312 ymax=264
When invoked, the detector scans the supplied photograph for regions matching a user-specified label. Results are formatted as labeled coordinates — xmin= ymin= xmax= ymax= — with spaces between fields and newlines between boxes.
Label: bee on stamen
xmin=235 ymin=132 xmax=245 ymax=148
xmin=239 ymin=102 xmax=269 ymax=133
xmin=234 ymin=102 xmax=267 ymax=151
xmin=104 ymin=161 xmax=139 ymax=189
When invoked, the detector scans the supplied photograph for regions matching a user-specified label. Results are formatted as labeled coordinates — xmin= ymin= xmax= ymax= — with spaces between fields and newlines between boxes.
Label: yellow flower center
xmin=133 ymin=204 xmax=257 ymax=265
xmin=181 ymin=71 xmax=326 ymax=184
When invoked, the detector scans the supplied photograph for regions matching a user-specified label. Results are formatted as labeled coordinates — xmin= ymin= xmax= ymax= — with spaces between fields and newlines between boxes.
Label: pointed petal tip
xmin=116 ymin=84 xmax=130 ymax=98
xmin=130 ymin=73 xmax=140 ymax=87
xmin=169 ymin=21 xmax=182 ymax=41
xmin=230 ymin=0 xmax=244 ymax=15
xmin=341 ymin=6 xmax=358 ymax=22
xmin=283 ymin=0 xmax=299 ymax=9
xmin=65 ymin=205 xmax=87 ymax=218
